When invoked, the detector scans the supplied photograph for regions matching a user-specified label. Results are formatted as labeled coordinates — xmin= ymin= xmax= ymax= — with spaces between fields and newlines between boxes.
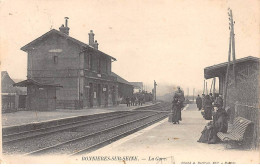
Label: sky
xmin=0 ymin=0 xmax=259 ymax=96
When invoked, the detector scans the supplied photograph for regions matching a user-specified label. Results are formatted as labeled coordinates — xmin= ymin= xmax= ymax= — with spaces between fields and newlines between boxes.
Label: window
xmin=89 ymin=54 xmax=92 ymax=70
xmin=85 ymin=53 xmax=90 ymax=69
xmin=53 ymin=56 xmax=58 ymax=64
xmin=105 ymin=59 xmax=108 ymax=73
xmin=107 ymin=58 xmax=111 ymax=73
xmin=98 ymin=56 xmax=102 ymax=74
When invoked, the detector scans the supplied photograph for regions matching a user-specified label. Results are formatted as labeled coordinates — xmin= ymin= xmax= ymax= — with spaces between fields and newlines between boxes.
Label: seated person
xmin=198 ymin=102 xmax=228 ymax=144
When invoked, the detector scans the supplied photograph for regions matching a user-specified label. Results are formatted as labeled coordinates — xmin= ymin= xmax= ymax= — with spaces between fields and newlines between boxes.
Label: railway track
xmin=135 ymin=102 xmax=172 ymax=111
xmin=3 ymin=110 xmax=149 ymax=144
xmin=3 ymin=101 xmax=171 ymax=156
xmin=25 ymin=112 xmax=167 ymax=156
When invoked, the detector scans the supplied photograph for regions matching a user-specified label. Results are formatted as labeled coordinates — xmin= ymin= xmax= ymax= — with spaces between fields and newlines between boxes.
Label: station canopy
xmin=204 ymin=56 xmax=259 ymax=79
xmin=13 ymin=79 xmax=63 ymax=88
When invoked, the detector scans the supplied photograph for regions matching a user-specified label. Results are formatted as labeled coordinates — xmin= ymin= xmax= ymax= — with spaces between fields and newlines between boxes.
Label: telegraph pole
xmin=203 ymin=80 xmax=205 ymax=95
xmin=224 ymin=8 xmax=237 ymax=108
xmin=193 ymin=88 xmax=195 ymax=102
xmin=187 ymin=88 xmax=189 ymax=100
xmin=205 ymin=82 xmax=208 ymax=95
xmin=229 ymin=9 xmax=236 ymax=86
xmin=154 ymin=80 xmax=157 ymax=101
xmin=213 ymin=78 xmax=216 ymax=97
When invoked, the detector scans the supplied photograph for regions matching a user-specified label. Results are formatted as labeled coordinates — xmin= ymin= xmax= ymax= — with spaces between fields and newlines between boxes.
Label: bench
xmin=217 ymin=117 xmax=254 ymax=149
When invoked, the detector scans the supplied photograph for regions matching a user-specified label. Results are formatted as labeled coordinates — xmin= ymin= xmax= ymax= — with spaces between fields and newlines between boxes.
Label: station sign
xmin=48 ymin=49 xmax=62 ymax=53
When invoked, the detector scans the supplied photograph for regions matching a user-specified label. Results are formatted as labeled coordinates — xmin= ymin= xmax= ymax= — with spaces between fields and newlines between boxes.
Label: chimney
xmin=59 ymin=17 xmax=70 ymax=35
xmin=88 ymin=30 xmax=95 ymax=47
xmin=94 ymin=40 xmax=99 ymax=50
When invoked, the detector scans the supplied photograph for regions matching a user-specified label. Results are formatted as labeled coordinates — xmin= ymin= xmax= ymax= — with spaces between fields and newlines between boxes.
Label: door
xmin=89 ymin=83 xmax=93 ymax=108
xmin=104 ymin=85 xmax=108 ymax=107
xmin=112 ymin=86 xmax=116 ymax=105
xmin=18 ymin=95 xmax=26 ymax=109
xmin=97 ymin=84 xmax=101 ymax=106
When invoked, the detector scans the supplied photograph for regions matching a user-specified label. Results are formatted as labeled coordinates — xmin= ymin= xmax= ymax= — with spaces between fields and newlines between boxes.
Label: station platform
xmin=1 ymin=102 xmax=155 ymax=127
xmin=86 ymin=104 xmax=259 ymax=164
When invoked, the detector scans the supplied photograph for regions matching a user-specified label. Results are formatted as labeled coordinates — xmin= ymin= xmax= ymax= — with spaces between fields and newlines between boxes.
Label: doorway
xmin=89 ymin=83 xmax=93 ymax=108
xmin=97 ymin=84 xmax=101 ymax=106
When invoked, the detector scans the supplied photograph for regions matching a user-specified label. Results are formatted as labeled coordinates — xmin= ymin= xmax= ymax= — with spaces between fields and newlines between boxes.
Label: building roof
xmin=21 ymin=29 xmax=116 ymax=61
xmin=111 ymin=72 xmax=133 ymax=86
xmin=204 ymin=56 xmax=259 ymax=79
xmin=13 ymin=79 xmax=63 ymax=88
xmin=1 ymin=71 xmax=27 ymax=95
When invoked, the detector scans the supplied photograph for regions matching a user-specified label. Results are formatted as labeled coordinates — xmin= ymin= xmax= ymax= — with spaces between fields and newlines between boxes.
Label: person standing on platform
xmin=204 ymin=95 xmax=213 ymax=120
xmin=201 ymin=94 xmax=205 ymax=110
xmin=170 ymin=95 xmax=182 ymax=124
xmin=135 ymin=96 xmax=138 ymax=106
xmin=126 ymin=96 xmax=130 ymax=107
xmin=131 ymin=96 xmax=135 ymax=106
xmin=173 ymin=86 xmax=185 ymax=121
xmin=209 ymin=93 xmax=215 ymax=103
xmin=196 ymin=95 xmax=202 ymax=110
xmin=138 ymin=95 xmax=143 ymax=106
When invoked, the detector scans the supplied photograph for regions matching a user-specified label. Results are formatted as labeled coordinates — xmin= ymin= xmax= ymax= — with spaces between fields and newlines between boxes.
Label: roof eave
xmin=20 ymin=28 xmax=117 ymax=60
xmin=13 ymin=79 xmax=63 ymax=88
xmin=204 ymin=56 xmax=260 ymax=79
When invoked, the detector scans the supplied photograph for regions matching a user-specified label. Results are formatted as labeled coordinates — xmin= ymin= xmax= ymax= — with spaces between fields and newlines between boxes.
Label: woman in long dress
xmin=169 ymin=97 xmax=181 ymax=124
xmin=204 ymin=95 xmax=213 ymax=120
xmin=197 ymin=105 xmax=228 ymax=144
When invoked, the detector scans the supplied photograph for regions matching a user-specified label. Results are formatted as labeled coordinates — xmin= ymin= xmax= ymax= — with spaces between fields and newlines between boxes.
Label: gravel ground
xmin=3 ymin=111 xmax=142 ymax=143
xmin=31 ymin=112 xmax=167 ymax=155
xmin=2 ymin=111 xmax=158 ymax=155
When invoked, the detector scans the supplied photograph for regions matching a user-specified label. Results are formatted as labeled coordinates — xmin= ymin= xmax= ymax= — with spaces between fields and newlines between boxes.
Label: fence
xmin=2 ymin=95 xmax=16 ymax=113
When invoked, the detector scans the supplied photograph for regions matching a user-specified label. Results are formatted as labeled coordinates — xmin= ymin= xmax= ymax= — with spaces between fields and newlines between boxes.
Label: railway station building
xmin=16 ymin=19 xmax=120 ymax=110
xmin=204 ymin=56 xmax=259 ymax=149
xmin=111 ymin=72 xmax=134 ymax=103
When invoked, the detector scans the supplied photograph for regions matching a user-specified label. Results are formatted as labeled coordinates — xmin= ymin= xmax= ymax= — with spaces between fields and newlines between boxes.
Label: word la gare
xmin=148 ymin=156 xmax=167 ymax=162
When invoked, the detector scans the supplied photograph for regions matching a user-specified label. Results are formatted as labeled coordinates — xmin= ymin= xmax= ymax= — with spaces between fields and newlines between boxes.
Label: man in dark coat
xmin=196 ymin=95 xmax=202 ymax=110
xmin=126 ymin=96 xmax=130 ymax=107
xmin=131 ymin=96 xmax=135 ymax=106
